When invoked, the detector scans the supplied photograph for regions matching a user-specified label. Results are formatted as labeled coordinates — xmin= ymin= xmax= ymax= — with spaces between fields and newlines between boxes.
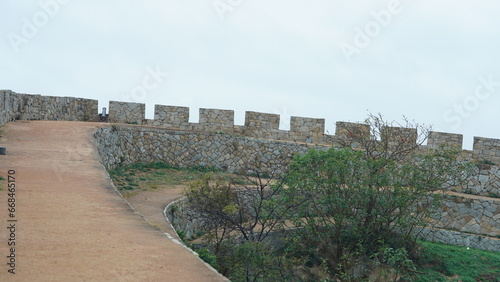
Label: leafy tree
xmin=281 ymin=114 xmax=474 ymax=279
xmin=211 ymin=240 xmax=295 ymax=282
xmin=183 ymin=168 xmax=303 ymax=280
xmin=182 ymin=114 xmax=474 ymax=280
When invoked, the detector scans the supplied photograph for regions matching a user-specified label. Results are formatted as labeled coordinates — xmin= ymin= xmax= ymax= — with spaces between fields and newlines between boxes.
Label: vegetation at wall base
xmin=108 ymin=160 xmax=500 ymax=281
xmin=412 ymin=241 xmax=500 ymax=282
xmin=179 ymin=114 xmax=478 ymax=281
xmin=476 ymin=159 xmax=496 ymax=167
xmin=107 ymin=115 xmax=499 ymax=281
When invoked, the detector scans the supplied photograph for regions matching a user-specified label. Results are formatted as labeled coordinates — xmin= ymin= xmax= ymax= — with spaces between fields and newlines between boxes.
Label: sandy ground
xmin=0 ymin=121 xmax=226 ymax=282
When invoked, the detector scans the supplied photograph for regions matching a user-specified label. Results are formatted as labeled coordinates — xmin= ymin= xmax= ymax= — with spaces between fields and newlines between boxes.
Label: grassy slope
xmin=413 ymin=241 xmax=500 ymax=282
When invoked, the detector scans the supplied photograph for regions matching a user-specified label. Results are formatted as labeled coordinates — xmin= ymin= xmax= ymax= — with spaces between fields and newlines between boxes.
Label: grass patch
xmin=108 ymin=162 xmax=248 ymax=195
xmin=487 ymin=192 xmax=500 ymax=199
xmin=412 ymin=241 xmax=500 ymax=281
xmin=475 ymin=159 xmax=496 ymax=167
xmin=176 ymin=229 xmax=187 ymax=242
xmin=121 ymin=185 xmax=135 ymax=191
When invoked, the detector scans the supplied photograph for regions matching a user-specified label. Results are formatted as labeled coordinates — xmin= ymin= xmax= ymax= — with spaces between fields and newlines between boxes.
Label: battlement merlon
xmin=382 ymin=126 xmax=418 ymax=146
xmin=290 ymin=116 xmax=325 ymax=134
xmin=473 ymin=137 xmax=500 ymax=164
xmin=154 ymin=105 xmax=190 ymax=128
xmin=335 ymin=121 xmax=370 ymax=138
xmin=108 ymin=101 xmax=145 ymax=125
xmin=428 ymin=131 xmax=464 ymax=149
xmin=199 ymin=108 xmax=234 ymax=130
xmin=244 ymin=111 xmax=280 ymax=131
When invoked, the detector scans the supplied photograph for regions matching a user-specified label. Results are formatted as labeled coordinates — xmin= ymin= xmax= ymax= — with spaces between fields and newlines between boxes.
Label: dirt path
xmin=0 ymin=121 xmax=225 ymax=281
xmin=443 ymin=190 xmax=500 ymax=201
xmin=125 ymin=186 xmax=185 ymax=239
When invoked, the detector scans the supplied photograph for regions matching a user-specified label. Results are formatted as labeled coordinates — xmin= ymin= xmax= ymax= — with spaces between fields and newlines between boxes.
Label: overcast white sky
xmin=1 ymin=1 xmax=499 ymax=149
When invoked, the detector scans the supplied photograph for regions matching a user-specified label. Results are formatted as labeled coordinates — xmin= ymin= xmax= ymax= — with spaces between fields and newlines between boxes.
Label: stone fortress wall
xmin=1 ymin=90 xmax=499 ymax=251
xmin=2 ymin=90 xmax=500 ymax=166
xmin=0 ymin=90 xmax=98 ymax=126
xmin=107 ymin=100 xmax=500 ymax=165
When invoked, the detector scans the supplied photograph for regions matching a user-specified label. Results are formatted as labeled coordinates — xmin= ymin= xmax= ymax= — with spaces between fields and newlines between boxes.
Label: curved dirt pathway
xmin=124 ymin=187 xmax=185 ymax=240
xmin=0 ymin=121 xmax=225 ymax=281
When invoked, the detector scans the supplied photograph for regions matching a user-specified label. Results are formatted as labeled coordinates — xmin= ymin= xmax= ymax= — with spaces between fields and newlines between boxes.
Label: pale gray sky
xmin=1 ymin=0 xmax=499 ymax=149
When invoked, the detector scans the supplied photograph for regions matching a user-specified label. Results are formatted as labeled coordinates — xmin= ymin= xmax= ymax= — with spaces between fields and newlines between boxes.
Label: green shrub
xmin=197 ymin=248 xmax=218 ymax=268
xmin=176 ymin=229 xmax=187 ymax=242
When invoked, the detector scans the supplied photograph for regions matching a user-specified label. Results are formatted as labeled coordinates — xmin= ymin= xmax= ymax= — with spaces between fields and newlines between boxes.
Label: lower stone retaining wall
xmin=433 ymin=195 xmax=500 ymax=237
xmin=456 ymin=165 xmax=500 ymax=198
xmin=164 ymin=198 xmax=206 ymax=241
xmin=165 ymin=197 xmax=500 ymax=252
xmin=416 ymin=227 xmax=500 ymax=252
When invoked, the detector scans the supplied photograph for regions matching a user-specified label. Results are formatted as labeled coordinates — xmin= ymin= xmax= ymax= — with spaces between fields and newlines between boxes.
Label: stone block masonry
xmin=432 ymin=195 xmax=500 ymax=237
xmin=473 ymin=137 xmax=500 ymax=165
xmin=289 ymin=116 xmax=325 ymax=143
xmin=428 ymin=131 xmax=463 ymax=149
xmin=335 ymin=121 xmax=370 ymax=138
xmin=7 ymin=89 xmax=490 ymax=168
xmin=2 ymin=89 xmax=500 ymax=167
xmin=416 ymin=228 xmax=500 ymax=252
xmin=384 ymin=126 xmax=418 ymax=147
xmin=0 ymin=90 xmax=98 ymax=126
xmin=93 ymin=125 xmax=327 ymax=174
xmin=198 ymin=108 xmax=234 ymax=132
xmin=166 ymin=197 xmax=500 ymax=253
xmin=147 ymin=105 xmax=190 ymax=129
xmin=244 ymin=111 xmax=280 ymax=138
xmin=448 ymin=165 xmax=500 ymax=198
xmin=0 ymin=90 xmax=16 ymax=126
xmin=108 ymin=101 xmax=145 ymax=125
